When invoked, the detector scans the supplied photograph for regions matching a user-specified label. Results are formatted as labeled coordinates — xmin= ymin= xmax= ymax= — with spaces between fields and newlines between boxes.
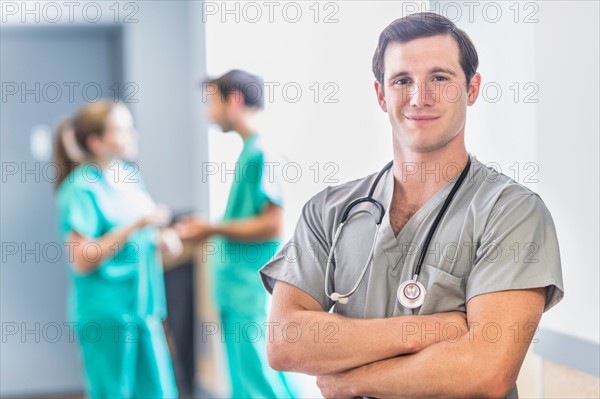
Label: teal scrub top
xmin=212 ymin=134 xmax=284 ymax=314
xmin=56 ymin=161 xmax=167 ymax=323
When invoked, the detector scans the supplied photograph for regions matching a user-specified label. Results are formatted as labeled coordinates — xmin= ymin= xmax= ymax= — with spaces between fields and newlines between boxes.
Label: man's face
xmin=206 ymin=85 xmax=234 ymax=132
xmin=375 ymin=34 xmax=480 ymax=153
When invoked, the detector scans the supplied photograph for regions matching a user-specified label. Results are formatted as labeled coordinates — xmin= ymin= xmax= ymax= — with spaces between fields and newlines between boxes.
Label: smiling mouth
xmin=405 ymin=116 xmax=439 ymax=121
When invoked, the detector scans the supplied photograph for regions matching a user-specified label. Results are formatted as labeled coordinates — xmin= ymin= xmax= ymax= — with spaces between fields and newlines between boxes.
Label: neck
xmin=238 ymin=128 xmax=256 ymax=141
xmin=234 ymin=117 xmax=257 ymax=140
xmin=91 ymin=156 xmax=115 ymax=171
xmin=392 ymin=139 xmax=468 ymax=205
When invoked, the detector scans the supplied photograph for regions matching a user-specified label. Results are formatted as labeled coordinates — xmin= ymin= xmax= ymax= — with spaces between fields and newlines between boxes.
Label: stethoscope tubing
xmin=324 ymin=156 xmax=471 ymax=307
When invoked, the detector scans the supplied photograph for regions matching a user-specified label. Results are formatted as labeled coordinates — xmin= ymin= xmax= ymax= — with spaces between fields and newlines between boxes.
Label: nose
xmin=408 ymin=81 xmax=436 ymax=107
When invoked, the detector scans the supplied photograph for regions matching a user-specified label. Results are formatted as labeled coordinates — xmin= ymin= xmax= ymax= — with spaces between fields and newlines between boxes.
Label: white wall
xmin=533 ymin=1 xmax=599 ymax=345
xmin=435 ymin=0 xmax=599 ymax=346
xmin=204 ymin=1 xmax=410 ymax=238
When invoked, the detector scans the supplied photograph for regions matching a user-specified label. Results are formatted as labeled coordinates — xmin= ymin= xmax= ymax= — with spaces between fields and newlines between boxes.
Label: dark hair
xmin=372 ymin=12 xmax=479 ymax=86
xmin=204 ymin=69 xmax=265 ymax=110
xmin=53 ymin=101 xmax=117 ymax=189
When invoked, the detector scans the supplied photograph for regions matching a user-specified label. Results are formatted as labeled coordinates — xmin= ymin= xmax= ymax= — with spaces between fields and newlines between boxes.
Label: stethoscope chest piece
xmin=397 ymin=277 xmax=426 ymax=309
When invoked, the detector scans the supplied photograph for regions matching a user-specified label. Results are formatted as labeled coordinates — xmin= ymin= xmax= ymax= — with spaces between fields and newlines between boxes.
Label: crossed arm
xmin=267 ymin=281 xmax=545 ymax=398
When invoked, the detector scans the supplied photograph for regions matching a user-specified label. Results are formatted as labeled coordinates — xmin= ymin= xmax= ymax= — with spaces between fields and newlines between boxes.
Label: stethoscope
xmin=324 ymin=156 xmax=471 ymax=309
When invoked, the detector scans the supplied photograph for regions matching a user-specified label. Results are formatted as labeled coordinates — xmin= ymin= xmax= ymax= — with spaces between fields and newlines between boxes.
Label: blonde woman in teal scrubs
xmin=54 ymin=101 xmax=179 ymax=398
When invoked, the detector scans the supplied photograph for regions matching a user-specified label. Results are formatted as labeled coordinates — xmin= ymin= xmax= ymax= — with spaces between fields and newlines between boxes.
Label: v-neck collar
xmin=372 ymin=155 xmax=473 ymax=271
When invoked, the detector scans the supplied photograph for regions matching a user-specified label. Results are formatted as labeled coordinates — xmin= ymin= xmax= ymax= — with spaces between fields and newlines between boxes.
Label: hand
xmin=158 ymin=227 xmax=184 ymax=258
xmin=316 ymin=371 xmax=356 ymax=399
xmin=174 ymin=217 xmax=214 ymax=241
xmin=138 ymin=204 xmax=172 ymax=229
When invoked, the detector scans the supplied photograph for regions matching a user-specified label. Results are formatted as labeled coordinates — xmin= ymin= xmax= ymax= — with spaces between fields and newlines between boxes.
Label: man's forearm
xmin=268 ymin=309 xmax=464 ymax=376
xmin=318 ymin=288 xmax=546 ymax=398
xmin=212 ymin=218 xmax=277 ymax=241
xmin=213 ymin=206 xmax=282 ymax=242
xmin=319 ymin=334 xmax=500 ymax=399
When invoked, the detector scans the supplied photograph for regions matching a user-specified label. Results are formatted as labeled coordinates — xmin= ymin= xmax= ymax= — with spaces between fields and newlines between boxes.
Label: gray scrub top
xmin=259 ymin=157 xmax=564 ymax=397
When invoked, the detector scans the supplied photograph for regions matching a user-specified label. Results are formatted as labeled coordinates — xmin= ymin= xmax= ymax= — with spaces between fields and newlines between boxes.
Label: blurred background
xmin=1 ymin=0 xmax=598 ymax=398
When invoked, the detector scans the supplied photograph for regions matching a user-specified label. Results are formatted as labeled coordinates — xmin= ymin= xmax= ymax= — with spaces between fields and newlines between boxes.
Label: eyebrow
xmin=388 ymin=67 xmax=458 ymax=82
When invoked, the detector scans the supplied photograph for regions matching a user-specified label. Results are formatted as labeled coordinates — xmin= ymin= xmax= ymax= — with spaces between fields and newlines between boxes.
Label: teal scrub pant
xmin=77 ymin=315 xmax=178 ymax=398
xmin=221 ymin=310 xmax=297 ymax=399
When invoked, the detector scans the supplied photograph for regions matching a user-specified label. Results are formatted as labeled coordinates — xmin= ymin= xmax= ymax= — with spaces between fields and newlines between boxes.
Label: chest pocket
xmin=417 ymin=264 xmax=466 ymax=314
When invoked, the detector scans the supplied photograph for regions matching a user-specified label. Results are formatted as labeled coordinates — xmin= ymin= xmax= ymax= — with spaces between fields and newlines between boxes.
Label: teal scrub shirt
xmin=212 ymin=134 xmax=284 ymax=315
xmin=56 ymin=161 xmax=177 ymax=398
xmin=211 ymin=135 xmax=297 ymax=398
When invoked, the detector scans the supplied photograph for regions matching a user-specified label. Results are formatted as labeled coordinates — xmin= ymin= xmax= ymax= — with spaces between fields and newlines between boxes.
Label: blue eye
xmin=395 ymin=78 xmax=410 ymax=85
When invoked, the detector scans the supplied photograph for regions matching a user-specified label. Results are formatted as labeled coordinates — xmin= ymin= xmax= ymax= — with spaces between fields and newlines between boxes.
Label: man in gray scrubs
xmin=259 ymin=12 xmax=564 ymax=398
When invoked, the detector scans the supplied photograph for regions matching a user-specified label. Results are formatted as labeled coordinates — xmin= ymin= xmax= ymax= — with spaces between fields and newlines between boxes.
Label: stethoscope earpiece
xmin=330 ymin=292 xmax=349 ymax=305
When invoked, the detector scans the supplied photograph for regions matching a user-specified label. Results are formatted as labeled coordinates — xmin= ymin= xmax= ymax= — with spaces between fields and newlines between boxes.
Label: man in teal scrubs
xmin=176 ymin=70 xmax=297 ymax=398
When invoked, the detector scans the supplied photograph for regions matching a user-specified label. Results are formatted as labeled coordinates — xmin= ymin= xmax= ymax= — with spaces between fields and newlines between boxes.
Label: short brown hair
xmin=204 ymin=69 xmax=265 ymax=110
xmin=372 ymin=12 xmax=479 ymax=86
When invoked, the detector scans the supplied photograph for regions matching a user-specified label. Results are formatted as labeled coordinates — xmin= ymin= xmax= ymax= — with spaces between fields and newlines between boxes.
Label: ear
xmin=467 ymin=73 xmax=481 ymax=106
xmin=226 ymin=89 xmax=246 ymax=110
xmin=374 ymin=80 xmax=387 ymax=112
